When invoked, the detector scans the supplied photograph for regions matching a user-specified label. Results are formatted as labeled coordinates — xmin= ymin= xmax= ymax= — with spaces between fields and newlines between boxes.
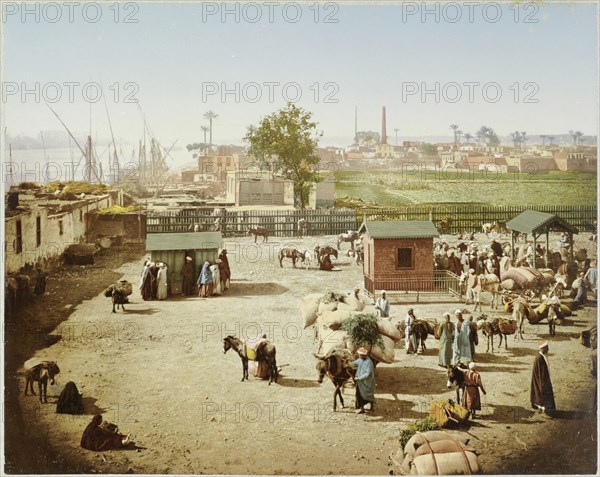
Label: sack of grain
xmin=500 ymin=279 xmax=516 ymax=291
xmin=388 ymin=446 xmax=409 ymax=475
xmin=369 ymin=334 xmax=396 ymax=364
xmin=318 ymin=310 xmax=353 ymax=330
xmin=115 ymin=280 xmax=132 ymax=296
xmin=410 ymin=451 xmax=481 ymax=475
xmin=498 ymin=319 xmax=517 ymax=335
xmin=413 ymin=439 xmax=474 ymax=458
xmin=404 ymin=431 xmax=470 ymax=457
xmin=318 ymin=301 xmax=339 ymax=315
xmin=300 ymin=293 xmax=323 ymax=329
xmin=342 ymin=295 xmax=366 ymax=311
xmin=318 ymin=330 xmax=348 ymax=356
xmin=377 ymin=318 xmax=402 ymax=341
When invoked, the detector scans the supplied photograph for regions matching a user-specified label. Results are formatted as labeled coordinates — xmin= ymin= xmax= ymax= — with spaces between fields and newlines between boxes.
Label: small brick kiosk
xmin=358 ymin=220 xmax=440 ymax=297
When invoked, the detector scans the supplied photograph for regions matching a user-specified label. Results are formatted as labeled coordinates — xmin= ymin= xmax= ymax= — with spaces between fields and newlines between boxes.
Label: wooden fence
xmin=146 ymin=205 xmax=597 ymax=236
xmin=363 ymin=270 xmax=462 ymax=303
xmin=357 ymin=204 xmax=597 ymax=234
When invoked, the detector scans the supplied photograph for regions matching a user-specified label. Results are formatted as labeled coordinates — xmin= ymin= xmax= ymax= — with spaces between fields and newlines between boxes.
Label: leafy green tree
xmin=419 ymin=143 xmax=438 ymax=156
xmin=244 ymin=103 xmax=323 ymax=209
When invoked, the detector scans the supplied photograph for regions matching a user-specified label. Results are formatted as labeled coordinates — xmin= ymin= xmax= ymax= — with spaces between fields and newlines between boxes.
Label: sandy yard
xmin=4 ymin=233 xmax=598 ymax=475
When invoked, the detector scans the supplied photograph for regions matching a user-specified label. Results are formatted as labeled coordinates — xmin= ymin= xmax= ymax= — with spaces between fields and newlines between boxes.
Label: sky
xmin=1 ymin=1 xmax=599 ymax=149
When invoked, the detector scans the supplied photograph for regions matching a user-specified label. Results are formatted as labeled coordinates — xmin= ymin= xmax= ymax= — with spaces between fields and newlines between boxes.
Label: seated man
xmin=320 ymin=254 xmax=334 ymax=271
xmin=81 ymin=415 xmax=131 ymax=451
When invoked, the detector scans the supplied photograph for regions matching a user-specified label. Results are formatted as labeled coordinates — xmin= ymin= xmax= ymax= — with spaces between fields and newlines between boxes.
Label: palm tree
xmin=547 ymin=136 xmax=555 ymax=145
xmin=450 ymin=124 xmax=459 ymax=145
xmin=204 ymin=111 xmax=219 ymax=144
xmin=540 ymin=134 xmax=547 ymax=146
xmin=477 ymin=126 xmax=490 ymax=145
xmin=394 ymin=128 xmax=399 ymax=146
xmin=464 ymin=132 xmax=472 ymax=143
xmin=520 ymin=131 xmax=528 ymax=151
xmin=456 ymin=130 xmax=463 ymax=144
xmin=569 ymin=130 xmax=577 ymax=145
xmin=201 ymin=125 xmax=209 ymax=144
xmin=575 ymin=131 xmax=584 ymax=145
xmin=511 ymin=131 xmax=521 ymax=149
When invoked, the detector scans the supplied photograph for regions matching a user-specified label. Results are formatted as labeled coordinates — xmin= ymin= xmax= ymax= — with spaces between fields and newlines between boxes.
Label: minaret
xmin=381 ymin=106 xmax=387 ymax=144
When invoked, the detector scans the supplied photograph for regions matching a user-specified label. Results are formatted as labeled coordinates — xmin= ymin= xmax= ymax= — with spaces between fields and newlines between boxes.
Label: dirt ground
xmin=4 ymin=233 xmax=598 ymax=475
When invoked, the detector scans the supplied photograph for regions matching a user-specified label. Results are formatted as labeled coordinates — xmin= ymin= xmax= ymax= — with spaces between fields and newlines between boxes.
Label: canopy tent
xmin=506 ymin=210 xmax=579 ymax=267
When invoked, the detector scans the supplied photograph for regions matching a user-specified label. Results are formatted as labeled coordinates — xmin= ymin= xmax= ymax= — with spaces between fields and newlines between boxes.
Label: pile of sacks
xmin=300 ymin=292 xmax=401 ymax=364
xmin=389 ymin=430 xmax=481 ymax=475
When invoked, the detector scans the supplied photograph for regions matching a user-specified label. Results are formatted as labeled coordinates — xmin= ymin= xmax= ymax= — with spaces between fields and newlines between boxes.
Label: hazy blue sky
xmin=2 ymin=1 xmax=598 ymax=147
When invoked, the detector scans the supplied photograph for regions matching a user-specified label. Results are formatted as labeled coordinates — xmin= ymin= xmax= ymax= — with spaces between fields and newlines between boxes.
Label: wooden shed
xmin=506 ymin=210 xmax=579 ymax=267
xmin=146 ymin=232 xmax=222 ymax=294
xmin=358 ymin=220 xmax=440 ymax=296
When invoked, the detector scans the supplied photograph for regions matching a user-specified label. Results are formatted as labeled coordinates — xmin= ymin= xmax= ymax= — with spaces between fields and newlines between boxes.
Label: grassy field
xmin=335 ymin=170 xmax=597 ymax=207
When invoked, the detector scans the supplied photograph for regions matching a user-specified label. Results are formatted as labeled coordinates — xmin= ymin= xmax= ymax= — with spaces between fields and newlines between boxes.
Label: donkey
xmin=24 ymin=361 xmax=60 ymax=403
xmin=314 ymin=245 xmax=338 ymax=265
xmin=314 ymin=349 xmax=356 ymax=411
xmin=478 ymin=317 xmax=517 ymax=352
xmin=223 ymin=335 xmax=278 ymax=385
xmin=446 ymin=363 xmax=467 ymax=403
xmin=278 ymin=247 xmax=306 ymax=268
xmin=336 ymin=231 xmax=359 ymax=250
xmin=248 ymin=227 xmax=269 ymax=243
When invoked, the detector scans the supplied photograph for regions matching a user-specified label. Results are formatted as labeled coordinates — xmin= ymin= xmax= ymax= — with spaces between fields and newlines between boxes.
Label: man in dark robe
xmin=81 ymin=414 xmax=130 ymax=451
xmin=150 ymin=263 xmax=159 ymax=299
xmin=34 ymin=267 xmax=47 ymax=296
xmin=490 ymin=239 xmax=503 ymax=258
xmin=448 ymin=252 xmax=462 ymax=276
xmin=140 ymin=262 xmax=155 ymax=301
xmin=320 ymin=254 xmax=334 ymax=271
xmin=218 ymin=249 xmax=231 ymax=290
xmin=531 ymin=341 xmax=556 ymax=416
xmin=180 ymin=257 xmax=195 ymax=295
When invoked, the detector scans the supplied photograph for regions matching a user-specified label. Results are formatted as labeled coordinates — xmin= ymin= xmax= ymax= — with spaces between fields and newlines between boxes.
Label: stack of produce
xmin=389 ymin=428 xmax=480 ymax=475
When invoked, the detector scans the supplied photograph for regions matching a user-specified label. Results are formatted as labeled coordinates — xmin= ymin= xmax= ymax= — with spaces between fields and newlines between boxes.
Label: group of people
xmin=140 ymin=260 xmax=169 ymax=301
xmin=193 ymin=249 xmax=231 ymax=298
xmin=140 ymin=249 xmax=231 ymax=300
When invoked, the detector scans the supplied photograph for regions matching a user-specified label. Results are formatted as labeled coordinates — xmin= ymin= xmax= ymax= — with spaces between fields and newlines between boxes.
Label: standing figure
xmin=156 ymin=263 xmax=168 ymax=300
xmin=438 ymin=312 xmax=454 ymax=368
xmin=33 ymin=264 xmax=47 ymax=296
xmin=453 ymin=310 xmax=472 ymax=364
xmin=298 ymin=218 xmax=308 ymax=238
xmin=462 ymin=362 xmax=486 ymax=419
xmin=219 ymin=249 xmax=231 ymax=290
xmin=404 ymin=308 xmax=418 ymax=354
xmin=584 ymin=259 xmax=597 ymax=297
xmin=531 ymin=341 xmax=556 ymax=416
xmin=140 ymin=261 xmax=155 ymax=301
xmin=211 ymin=261 xmax=222 ymax=296
xmin=351 ymin=347 xmax=375 ymax=414
xmin=149 ymin=262 xmax=159 ymax=299
xmin=375 ymin=291 xmax=390 ymax=318
xmin=198 ymin=261 xmax=213 ymax=297
xmin=180 ymin=257 xmax=195 ymax=296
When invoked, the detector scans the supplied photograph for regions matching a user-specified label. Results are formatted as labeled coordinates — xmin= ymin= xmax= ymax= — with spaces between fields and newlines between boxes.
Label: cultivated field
xmin=335 ymin=170 xmax=597 ymax=207
xmin=6 ymin=233 xmax=598 ymax=475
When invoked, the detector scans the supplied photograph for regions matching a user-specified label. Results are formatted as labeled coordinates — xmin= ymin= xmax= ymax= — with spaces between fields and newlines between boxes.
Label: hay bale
xmin=428 ymin=400 xmax=470 ymax=428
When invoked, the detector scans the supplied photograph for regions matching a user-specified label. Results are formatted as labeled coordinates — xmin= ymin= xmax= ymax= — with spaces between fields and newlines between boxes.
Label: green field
xmin=334 ymin=170 xmax=597 ymax=207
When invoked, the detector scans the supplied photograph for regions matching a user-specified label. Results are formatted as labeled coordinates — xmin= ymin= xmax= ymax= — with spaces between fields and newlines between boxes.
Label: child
xmin=462 ymin=362 xmax=486 ymax=419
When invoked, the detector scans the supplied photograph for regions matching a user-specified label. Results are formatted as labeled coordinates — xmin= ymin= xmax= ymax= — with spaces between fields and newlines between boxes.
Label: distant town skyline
xmin=2 ymin=2 xmax=598 ymax=150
